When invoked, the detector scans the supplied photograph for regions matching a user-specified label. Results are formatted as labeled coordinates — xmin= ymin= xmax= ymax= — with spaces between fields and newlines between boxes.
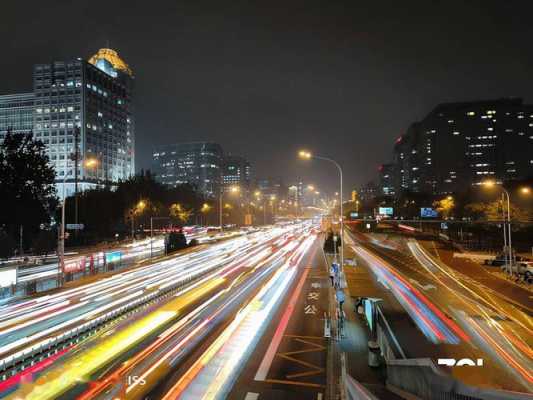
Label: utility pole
xmin=19 ymin=225 xmax=23 ymax=256
xmin=73 ymin=128 xmax=80 ymax=234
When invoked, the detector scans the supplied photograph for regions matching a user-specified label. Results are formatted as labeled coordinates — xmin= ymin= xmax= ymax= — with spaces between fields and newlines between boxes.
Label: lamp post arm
xmin=312 ymin=154 xmax=344 ymax=269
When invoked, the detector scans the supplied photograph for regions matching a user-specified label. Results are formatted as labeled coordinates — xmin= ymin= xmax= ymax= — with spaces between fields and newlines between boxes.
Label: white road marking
xmin=304 ymin=304 xmax=317 ymax=314
xmin=308 ymin=292 xmax=319 ymax=300
xmin=245 ymin=393 xmax=259 ymax=400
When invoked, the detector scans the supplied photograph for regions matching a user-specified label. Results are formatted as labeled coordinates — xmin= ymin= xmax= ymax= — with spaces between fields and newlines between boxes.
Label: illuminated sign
xmin=64 ymin=257 xmax=86 ymax=273
xmin=0 ymin=268 xmax=17 ymax=288
xmin=105 ymin=251 xmax=122 ymax=264
xmin=420 ymin=208 xmax=438 ymax=218
xmin=378 ymin=207 xmax=393 ymax=216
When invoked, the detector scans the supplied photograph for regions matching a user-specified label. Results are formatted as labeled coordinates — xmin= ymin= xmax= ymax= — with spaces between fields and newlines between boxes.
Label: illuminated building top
xmin=88 ymin=48 xmax=133 ymax=77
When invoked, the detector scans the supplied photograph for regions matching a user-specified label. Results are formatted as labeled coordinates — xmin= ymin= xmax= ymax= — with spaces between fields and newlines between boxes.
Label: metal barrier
xmin=386 ymin=358 xmax=532 ymax=400
xmin=0 ymin=258 xmax=224 ymax=379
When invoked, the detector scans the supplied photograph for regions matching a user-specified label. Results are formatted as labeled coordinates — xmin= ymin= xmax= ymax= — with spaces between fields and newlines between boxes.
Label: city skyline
xmin=2 ymin=1 xmax=533 ymax=195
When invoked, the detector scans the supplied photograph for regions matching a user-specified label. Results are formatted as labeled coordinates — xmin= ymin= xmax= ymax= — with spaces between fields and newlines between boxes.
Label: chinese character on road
xmin=307 ymin=292 xmax=319 ymax=300
xmin=304 ymin=304 xmax=317 ymax=314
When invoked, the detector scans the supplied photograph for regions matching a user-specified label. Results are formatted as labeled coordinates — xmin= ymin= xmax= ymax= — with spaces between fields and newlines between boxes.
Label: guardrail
xmin=0 ymin=257 xmax=224 ymax=380
xmin=386 ymin=358 xmax=532 ymax=400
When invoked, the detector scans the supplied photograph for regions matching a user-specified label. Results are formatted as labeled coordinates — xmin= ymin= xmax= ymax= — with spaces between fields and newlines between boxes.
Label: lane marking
xmin=317 ymin=393 xmax=323 ymax=400
xmin=254 ymin=263 xmax=311 ymax=380
xmin=245 ymin=393 xmax=259 ymax=400
xmin=264 ymin=378 xmax=325 ymax=388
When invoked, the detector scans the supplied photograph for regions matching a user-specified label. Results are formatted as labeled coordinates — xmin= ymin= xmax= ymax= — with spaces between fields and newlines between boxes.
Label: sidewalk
xmin=324 ymin=247 xmax=402 ymax=400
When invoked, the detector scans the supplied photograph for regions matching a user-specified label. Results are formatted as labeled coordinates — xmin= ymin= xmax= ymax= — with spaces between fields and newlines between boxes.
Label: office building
xmin=222 ymin=155 xmax=252 ymax=194
xmin=152 ymin=142 xmax=223 ymax=197
xmin=385 ymin=98 xmax=533 ymax=196
xmin=256 ymin=177 xmax=287 ymax=201
xmin=358 ymin=181 xmax=378 ymax=201
xmin=378 ymin=164 xmax=396 ymax=197
xmin=0 ymin=93 xmax=34 ymax=140
xmin=32 ymin=49 xmax=135 ymax=198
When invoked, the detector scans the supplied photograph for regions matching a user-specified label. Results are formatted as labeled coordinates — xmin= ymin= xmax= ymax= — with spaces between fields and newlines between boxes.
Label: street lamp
xmin=131 ymin=200 xmax=146 ymax=240
xmin=58 ymin=157 xmax=99 ymax=285
xmin=220 ymin=186 xmax=239 ymax=229
xmin=299 ymin=149 xmax=344 ymax=268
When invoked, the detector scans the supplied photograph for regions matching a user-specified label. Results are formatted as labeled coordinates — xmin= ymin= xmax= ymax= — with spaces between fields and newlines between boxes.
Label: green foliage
xmin=65 ymin=171 xmax=204 ymax=243
xmin=31 ymin=229 xmax=57 ymax=256
xmin=433 ymin=197 xmax=455 ymax=218
xmin=0 ymin=133 xmax=57 ymax=249
xmin=465 ymin=200 xmax=532 ymax=222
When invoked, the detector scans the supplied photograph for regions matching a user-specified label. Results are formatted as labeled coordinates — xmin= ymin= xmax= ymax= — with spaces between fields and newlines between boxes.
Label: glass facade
xmin=391 ymin=98 xmax=533 ymax=195
xmin=222 ymin=155 xmax=252 ymax=193
xmin=33 ymin=50 xmax=135 ymax=198
xmin=0 ymin=93 xmax=34 ymax=140
xmin=152 ymin=142 xmax=223 ymax=197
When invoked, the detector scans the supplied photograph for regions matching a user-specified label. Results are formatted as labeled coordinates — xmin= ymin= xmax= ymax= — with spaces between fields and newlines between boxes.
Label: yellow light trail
xmin=9 ymin=278 xmax=224 ymax=400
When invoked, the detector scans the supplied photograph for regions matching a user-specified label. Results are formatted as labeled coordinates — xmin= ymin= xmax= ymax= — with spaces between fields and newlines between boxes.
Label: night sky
xmin=2 ymin=1 xmax=533 ymax=195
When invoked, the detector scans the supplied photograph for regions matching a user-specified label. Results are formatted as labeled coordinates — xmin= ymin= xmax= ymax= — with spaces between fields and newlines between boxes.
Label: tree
xmin=465 ymin=200 xmax=532 ymax=222
xmin=32 ymin=229 xmax=57 ymax=256
xmin=434 ymin=197 xmax=455 ymax=219
xmin=0 ymin=133 xmax=57 ymax=249
xmin=170 ymin=203 xmax=193 ymax=224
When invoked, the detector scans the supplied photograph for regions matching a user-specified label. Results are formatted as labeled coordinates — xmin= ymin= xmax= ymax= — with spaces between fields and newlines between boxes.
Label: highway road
xmin=347 ymin=229 xmax=532 ymax=394
xmin=2 ymin=222 xmax=531 ymax=399
xmin=1 ymin=222 xmax=321 ymax=399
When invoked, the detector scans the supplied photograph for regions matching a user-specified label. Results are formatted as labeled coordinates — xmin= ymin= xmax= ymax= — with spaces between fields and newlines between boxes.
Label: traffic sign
xmin=66 ymin=223 xmax=85 ymax=230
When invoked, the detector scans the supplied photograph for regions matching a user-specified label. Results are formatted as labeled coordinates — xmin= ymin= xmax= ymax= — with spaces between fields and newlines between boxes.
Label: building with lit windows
xmin=222 ymin=155 xmax=252 ymax=194
xmin=386 ymin=98 xmax=533 ymax=196
xmin=32 ymin=48 xmax=135 ymax=198
xmin=152 ymin=142 xmax=223 ymax=197
xmin=0 ymin=93 xmax=34 ymax=140
xmin=378 ymin=164 xmax=396 ymax=197
xmin=358 ymin=181 xmax=378 ymax=201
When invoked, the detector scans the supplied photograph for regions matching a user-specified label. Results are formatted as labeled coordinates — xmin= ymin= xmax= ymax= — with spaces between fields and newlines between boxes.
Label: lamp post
xmin=481 ymin=181 xmax=531 ymax=275
xmin=299 ymin=150 xmax=344 ymax=269
xmin=131 ymin=200 xmax=146 ymax=241
xmin=58 ymin=157 xmax=98 ymax=285
xmin=219 ymin=186 xmax=239 ymax=230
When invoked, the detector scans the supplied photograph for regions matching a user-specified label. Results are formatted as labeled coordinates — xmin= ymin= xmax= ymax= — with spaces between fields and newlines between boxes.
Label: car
xmin=516 ymin=261 xmax=533 ymax=283
xmin=484 ymin=254 xmax=507 ymax=266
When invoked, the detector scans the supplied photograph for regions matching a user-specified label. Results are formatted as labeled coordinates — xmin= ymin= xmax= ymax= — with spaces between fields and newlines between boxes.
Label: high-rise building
xmin=378 ymin=164 xmax=396 ymax=197
xmin=222 ymin=155 xmax=252 ymax=194
xmin=358 ymin=181 xmax=377 ymax=201
xmin=386 ymin=98 xmax=533 ymax=196
xmin=256 ymin=177 xmax=287 ymax=200
xmin=419 ymin=98 xmax=533 ymax=193
xmin=0 ymin=93 xmax=34 ymax=139
xmin=32 ymin=48 xmax=135 ymax=198
xmin=152 ymin=142 xmax=223 ymax=197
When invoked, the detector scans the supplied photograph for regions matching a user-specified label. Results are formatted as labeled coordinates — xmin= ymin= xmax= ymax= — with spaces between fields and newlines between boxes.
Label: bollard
xmin=368 ymin=340 xmax=380 ymax=367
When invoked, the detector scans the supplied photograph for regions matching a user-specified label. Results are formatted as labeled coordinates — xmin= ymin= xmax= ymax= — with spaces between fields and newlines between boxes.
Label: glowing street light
xmin=220 ymin=186 xmax=240 ymax=229
xmin=521 ymin=187 xmax=531 ymax=195
xmin=298 ymin=149 xmax=345 ymax=268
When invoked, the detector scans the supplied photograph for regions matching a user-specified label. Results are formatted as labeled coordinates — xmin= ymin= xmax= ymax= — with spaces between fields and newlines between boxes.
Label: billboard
xmin=0 ymin=268 xmax=17 ymax=288
xmin=105 ymin=251 xmax=122 ymax=264
xmin=378 ymin=207 xmax=393 ymax=216
xmin=63 ymin=257 xmax=86 ymax=273
xmin=350 ymin=212 xmax=359 ymax=219
xmin=420 ymin=207 xmax=438 ymax=218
